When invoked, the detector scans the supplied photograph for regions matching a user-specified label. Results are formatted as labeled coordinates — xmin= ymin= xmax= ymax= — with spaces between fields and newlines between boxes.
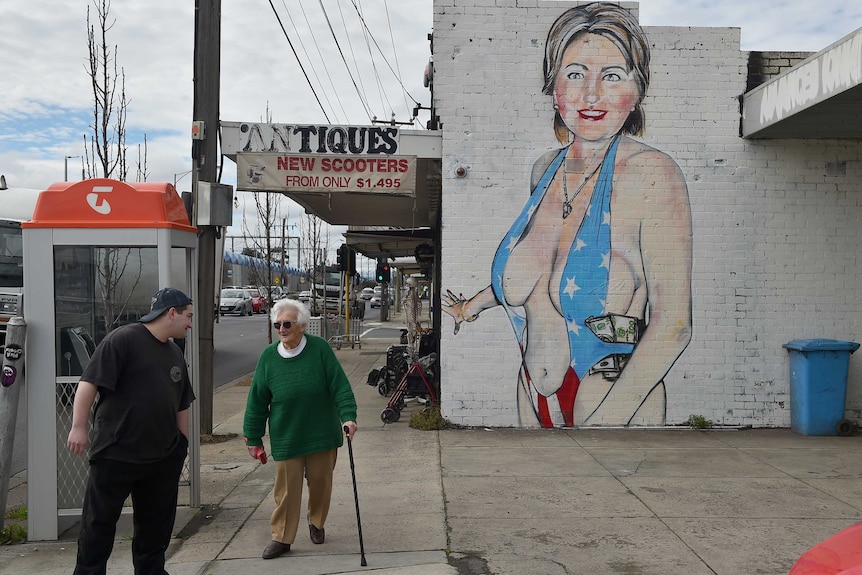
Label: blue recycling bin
xmin=783 ymin=339 xmax=860 ymax=436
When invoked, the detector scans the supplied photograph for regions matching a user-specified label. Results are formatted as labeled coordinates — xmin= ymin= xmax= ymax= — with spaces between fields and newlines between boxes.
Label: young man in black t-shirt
xmin=67 ymin=287 xmax=196 ymax=575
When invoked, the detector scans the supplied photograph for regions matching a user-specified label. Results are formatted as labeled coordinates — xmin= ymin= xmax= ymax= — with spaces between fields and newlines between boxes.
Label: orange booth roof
xmin=22 ymin=179 xmax=196 ymax=232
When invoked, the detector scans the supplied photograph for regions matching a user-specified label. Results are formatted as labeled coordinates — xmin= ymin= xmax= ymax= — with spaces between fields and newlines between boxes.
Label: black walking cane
xmin=344 ymin=425 xmax=368 ymax=566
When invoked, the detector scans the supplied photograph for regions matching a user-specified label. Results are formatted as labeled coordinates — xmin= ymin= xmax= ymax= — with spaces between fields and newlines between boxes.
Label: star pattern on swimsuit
xmin=600 ymin=252 xmax=610 ymax=270
xmin=602 ymin=211 xmax=611 ymax=226
xmin=505 ymin=235 xmax=519 ymax=252
xmin=563 ymin=276 xmax=580 ymax=298
xmin=566 ymin=317 xmax=581 ymax=337
xmin=573 ymin=238 xmax=587 ymax=252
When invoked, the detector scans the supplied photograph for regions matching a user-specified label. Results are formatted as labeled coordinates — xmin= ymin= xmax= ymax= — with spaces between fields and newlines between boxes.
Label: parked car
xmin=219 ymin=288 xmax=253 ymax=316
xmin=297 ymin=290 xmax=312 ymax=303
xmin=360 ymin=287 xmax=375 ymax=300
xmin=245 ymin=287 xmax=267 ymax=313
xmin=371 ymin=286 xmax=394 ymax=307
xmin=267 ymin=285 xmax=285 ymax=302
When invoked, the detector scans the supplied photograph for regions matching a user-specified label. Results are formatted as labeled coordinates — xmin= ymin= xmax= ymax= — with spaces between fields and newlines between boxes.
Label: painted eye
xmin=603 ymin=72 xmax=622 ymax=82
xmin=566 ymin=70 xmax=585 ymax=80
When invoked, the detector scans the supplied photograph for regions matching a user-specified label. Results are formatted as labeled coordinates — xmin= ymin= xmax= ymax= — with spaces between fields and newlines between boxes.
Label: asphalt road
xmin=213 ymin=312 xmax=272 ymax=387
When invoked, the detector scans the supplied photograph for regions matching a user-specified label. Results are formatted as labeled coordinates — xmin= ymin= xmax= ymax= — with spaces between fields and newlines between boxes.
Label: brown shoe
xmin=262 ymin=540 xmax=291 ymax=559
xmin=309 ymin=523 xmax=325 ymax=544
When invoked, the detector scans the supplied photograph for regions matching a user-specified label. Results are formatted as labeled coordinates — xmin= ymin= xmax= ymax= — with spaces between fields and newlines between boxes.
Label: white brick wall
xmin=434 ymin=1 xmax=862 ymax=428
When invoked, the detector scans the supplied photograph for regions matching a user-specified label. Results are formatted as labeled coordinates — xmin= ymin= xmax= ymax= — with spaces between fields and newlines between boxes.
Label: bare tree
xmin=299 ymin=212 xmax=330 ymax=317
xmin=83 ymin=0 xmax=137 ymax=179
xmin=135 ymin=135 xmax=149 ymax=182
xmin=240 ymin=191 xmax=282 ymax=343
xmin=82 ymin=0 xmax=147 ymax=331
xmin=96 ymin=247 xmax=144 ymax=333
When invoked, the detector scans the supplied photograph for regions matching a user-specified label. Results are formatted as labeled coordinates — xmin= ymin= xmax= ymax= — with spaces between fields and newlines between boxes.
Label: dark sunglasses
xmin=273 ymin=321 xmax=293 ymax=330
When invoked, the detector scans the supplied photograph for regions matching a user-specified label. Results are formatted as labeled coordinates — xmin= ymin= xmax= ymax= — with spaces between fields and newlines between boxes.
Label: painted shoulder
xmin=530 ymin=148 xmax=564 ymax=193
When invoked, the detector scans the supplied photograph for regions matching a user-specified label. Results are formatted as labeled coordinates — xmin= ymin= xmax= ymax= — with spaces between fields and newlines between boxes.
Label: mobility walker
xmin=368 ymin=345 xmax=437 ymax=423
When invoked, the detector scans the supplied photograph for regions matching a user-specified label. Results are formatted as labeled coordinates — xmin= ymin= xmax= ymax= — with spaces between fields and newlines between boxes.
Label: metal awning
xmin=279 ymin=157 xmax=441 ymax=227
xmin=342 ymin=227 xmax=435 ymax=262
xmin=742 ymin=28 xmax=862 ymax=139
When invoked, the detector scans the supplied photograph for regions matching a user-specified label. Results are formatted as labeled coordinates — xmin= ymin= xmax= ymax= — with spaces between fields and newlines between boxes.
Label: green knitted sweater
xmin=243 ymin=334 xmax=358 ymax=461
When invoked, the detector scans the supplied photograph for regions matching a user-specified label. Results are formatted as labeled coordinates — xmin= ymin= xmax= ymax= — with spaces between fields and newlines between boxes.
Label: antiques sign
xmin=234 ymin=124 xmax=417 ymax=195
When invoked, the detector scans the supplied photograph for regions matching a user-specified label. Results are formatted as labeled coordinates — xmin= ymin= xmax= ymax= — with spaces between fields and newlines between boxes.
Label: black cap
xmin=138 ymin=287 xmax=192 ymax=323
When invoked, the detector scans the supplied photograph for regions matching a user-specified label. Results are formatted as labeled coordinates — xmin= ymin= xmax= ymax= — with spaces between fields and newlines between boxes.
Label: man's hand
xmin=67 ymin=427 xmax=89 ymax=456
xmin=67 ymin=380 xmax=98 ymax=456
xmin=342 ymin=421 xmax=358 ymax=441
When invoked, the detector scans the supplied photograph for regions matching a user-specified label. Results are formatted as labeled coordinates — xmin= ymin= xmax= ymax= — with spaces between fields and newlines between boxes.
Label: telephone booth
xmin=21 ymin=179 xmax=199 ymax=541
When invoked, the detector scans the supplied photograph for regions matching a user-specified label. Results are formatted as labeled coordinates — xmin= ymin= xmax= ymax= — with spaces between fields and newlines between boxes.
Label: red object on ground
xmin=789 ymin=522 xmax=862 ymax=574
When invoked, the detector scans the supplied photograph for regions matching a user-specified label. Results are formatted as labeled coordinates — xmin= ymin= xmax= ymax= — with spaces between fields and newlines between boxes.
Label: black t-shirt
xmin=81 ymin=323 xmax=195 ymax=463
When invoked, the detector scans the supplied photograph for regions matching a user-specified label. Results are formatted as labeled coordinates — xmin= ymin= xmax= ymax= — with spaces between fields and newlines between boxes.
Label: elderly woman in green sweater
xmin=243 ymin=298 xmax=358 ymax=560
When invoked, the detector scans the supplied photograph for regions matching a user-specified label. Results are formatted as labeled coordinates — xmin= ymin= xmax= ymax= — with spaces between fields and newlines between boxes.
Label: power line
xmin=277 ymin=0 xmax=344 ymax=124
xmin=318 ymin=0 xmax=375 ymax=122
xmin=383 ymin=0 xmax=417 ymax=126
xmin=349 ymin=0 xmax=421 ymax=107
xmin=335 ymin=0 xmax=372 ymax=116
xmin=266 ymin=0 xmax=331 ymax=122
xmin=267 ymin=0 xmax=423 ymax=125
xmin=292 ymin=0 xmax=349 ymax=123
xmin=355 ymin=0 xmax=393 ymax=119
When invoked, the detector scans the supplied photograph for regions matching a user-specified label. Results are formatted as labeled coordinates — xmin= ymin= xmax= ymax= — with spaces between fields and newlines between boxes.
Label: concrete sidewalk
xmin=3 ymin=318 xmax=862 ymax=574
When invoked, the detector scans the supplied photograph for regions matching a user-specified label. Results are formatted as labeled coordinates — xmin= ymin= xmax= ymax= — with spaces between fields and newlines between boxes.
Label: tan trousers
xmin=270 ymin=449 xmax=338 ymax=544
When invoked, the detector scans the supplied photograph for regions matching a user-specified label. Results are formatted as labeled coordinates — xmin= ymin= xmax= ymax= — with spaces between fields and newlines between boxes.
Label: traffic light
xmin=338 ymin=244 xmax=356 ymax=273
xmin=347 ymin=247 xmax=356 ymax=274
xmin=375 ymin=261 xmax=391 ymax=283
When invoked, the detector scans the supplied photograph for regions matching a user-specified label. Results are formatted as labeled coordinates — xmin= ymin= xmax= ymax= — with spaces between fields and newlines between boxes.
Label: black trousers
xmin=74 ymin=437 xmax=188 ymax=575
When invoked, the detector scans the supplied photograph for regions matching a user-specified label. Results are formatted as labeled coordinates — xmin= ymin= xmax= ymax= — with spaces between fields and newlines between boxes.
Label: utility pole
xmin=193 ymin=0 xmax=221 ymax=434
xmin=281 ymin=218 xmax=287 ymax=282
xmin=64 ymin=155 xmax=82 ymax=182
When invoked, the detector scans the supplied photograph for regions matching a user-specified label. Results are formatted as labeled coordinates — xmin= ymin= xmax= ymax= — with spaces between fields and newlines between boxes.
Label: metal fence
xmin=55 ymin=379 xmax=192 ymax=513
xmin=305 ymin=314 xmax=362 ymax=349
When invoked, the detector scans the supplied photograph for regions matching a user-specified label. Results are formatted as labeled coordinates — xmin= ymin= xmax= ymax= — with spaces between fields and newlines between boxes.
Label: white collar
xmin=277 ymin=335 xmax=307 ymax=358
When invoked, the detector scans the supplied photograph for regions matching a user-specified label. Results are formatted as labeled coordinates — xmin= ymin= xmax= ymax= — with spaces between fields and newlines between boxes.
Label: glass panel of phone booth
xmin=54 ymin=246 xmax=160 ymax=374
xmin=53 ymin=245 xmax=160 ymax=509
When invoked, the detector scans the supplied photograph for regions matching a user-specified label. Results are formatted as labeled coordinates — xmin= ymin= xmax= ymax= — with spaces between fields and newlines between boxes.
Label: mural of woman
xmin=442 ymin=2 xmax=692 ymax=428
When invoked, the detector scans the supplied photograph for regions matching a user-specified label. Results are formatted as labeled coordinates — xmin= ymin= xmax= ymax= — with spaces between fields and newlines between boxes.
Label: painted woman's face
xmin=553 ymin=33 xmax=640 ymax=143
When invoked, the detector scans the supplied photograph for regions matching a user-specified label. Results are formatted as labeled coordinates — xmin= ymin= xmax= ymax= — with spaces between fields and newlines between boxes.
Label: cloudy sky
xmin=2 ymin=0 xmax=860 ymax=265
